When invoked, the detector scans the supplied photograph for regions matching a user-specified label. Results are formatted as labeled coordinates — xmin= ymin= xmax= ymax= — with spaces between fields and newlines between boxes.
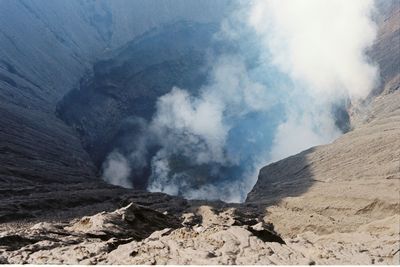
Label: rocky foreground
xmin=0 ymin=200 xmax=398 ymax=265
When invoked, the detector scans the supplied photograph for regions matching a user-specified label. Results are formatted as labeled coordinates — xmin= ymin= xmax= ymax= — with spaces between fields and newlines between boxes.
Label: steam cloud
xmin=102 ymin=152 xmax=132 ymax=188
xmin=102 ymin=0 xmax=378 ymax=202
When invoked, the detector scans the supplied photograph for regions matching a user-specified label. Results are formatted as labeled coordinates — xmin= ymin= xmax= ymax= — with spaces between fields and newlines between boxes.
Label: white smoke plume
xmin=147 ymin=55 xmax=274 ymax=202
xmin=249 ymin=0 xmax=378 ymax=100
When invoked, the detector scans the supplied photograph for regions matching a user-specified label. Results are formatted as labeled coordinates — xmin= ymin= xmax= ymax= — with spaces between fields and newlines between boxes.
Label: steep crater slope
xmin=247 ymin=0 xmax=400 ymax=222
xmin=0 ymin=0 xmax=229 ymax=221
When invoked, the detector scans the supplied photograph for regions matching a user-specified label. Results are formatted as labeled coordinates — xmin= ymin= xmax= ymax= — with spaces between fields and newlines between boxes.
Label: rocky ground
xmin=0 ymin=201 xmax=398 ymax=265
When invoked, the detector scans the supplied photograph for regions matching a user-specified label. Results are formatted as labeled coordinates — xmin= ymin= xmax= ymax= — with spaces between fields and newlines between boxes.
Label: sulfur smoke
xmin=102 ymin=0 xmax=378 ymax=202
